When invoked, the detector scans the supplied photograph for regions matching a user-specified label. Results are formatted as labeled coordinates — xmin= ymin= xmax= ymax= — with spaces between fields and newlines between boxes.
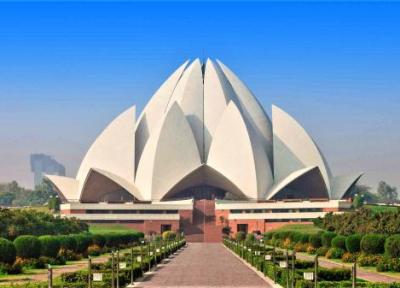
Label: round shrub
xmin=361 ymin=234 xmax=385 ymax=254
xmin=316 ymin=247 xmax=329 ymax=256
xmin=384 ymin=235 xmax=400 ymax=258
xmin=326 ymin=247 xmax=345 ymax=259
xmin=308 ymin=234 xmax=322 ymax=248
xmin=58 ymin=235 xmax=77 ymax=251
xmin=321 ymin=232 xmax=337 ymax=248
xmin=331 ymin=235 xmax=347 ymax=250
xmin=345 ymin=234 xmax=362 ymax=253
xmin=236 ymin=231 xmax=246 ymax=242
xmin=0 ymin=237 xmax=16 ymax=264
xmin=14 ymin=235 xmax=41 ymax=259
xmin=162 ymin=231 xmax=176 ymax=241
xmin=38 ymin=235 xmax=61 ymax=258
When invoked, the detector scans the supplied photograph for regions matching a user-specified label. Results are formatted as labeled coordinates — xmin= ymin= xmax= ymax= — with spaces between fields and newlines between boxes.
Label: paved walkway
xmin=135 ymin=243 xmax=271 ymax=288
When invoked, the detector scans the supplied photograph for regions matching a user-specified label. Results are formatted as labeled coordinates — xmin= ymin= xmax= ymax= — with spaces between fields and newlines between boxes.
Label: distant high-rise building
xmin=30 ymin=154 xmax=65 ymax=187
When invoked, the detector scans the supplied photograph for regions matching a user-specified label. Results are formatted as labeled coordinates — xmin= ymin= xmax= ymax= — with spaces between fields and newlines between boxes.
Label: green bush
xmin=38 ymin=235 xmax=61 ymax=258
xmin=376 ymin=257 xmax=400 ymax=272
xmin=345 ymin=234 xmax=362 ymax=253
xmin=384 ymin=234 xmax=400 ymax=258
xmin=236 ymin=231 xmax=246 ymax=241
xmin=58 ymin=235 xmax=77 ymax=251
xmin=0 ymin=237 xmax=16 ymax=264
xmin=72 ymin=234 xmax=92 ymax=253
xmin=246 ymin=233 xmax=255 ymax=242
xmin=358 ymin=253 xmax=382 ymax=267
xmin=13 ymin=235 xmax=41 ymax=259
xmin=162 ymin=231 xmax=176 ymax=241
xmin=299 ymin=233 xmax=310 ymax=244
xmin=331 ymin=235 xmax=346 ymax=250
xmin=315 ymin=247 xmax=329 ymax=256
xmin=321 ymin=232 xmax=337 ymax=248
xmin=263 ymin=232 xmax=274 ymax=240
xmin=361 ymin=234 xmax=385 ymax=254
xmin=326 ymin=247 xmax=345 ymax=259
xmin=308 ymin=234 xmax=322 ymax=248
xmin=92 ymin=234 xmax=106 ymax=248
xmin=318 ymin=267 xmax=351 ymax=281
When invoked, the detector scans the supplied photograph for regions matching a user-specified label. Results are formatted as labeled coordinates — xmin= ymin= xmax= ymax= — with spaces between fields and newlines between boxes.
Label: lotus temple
xmin=46 ymin=59 xmax=362 ymax=242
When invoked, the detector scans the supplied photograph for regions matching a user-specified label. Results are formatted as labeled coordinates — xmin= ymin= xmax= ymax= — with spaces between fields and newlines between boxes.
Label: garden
xmin=224 ymin=234 xmax=400 ymax=288
xmin=0 ymin=230 xmax=185 ymax=287
xmin=223 ymin=206 xmax=400 ymax=287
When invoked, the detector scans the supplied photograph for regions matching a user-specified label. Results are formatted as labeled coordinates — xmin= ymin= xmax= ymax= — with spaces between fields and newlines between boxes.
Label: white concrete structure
xmin=46 ymin=58 xmax=361 ymax=204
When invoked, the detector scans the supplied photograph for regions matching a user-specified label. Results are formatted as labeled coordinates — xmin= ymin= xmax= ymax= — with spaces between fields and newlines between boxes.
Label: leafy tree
xmin=353 ymin=194 xmax=364 ymax=208
xmin=377 ymin=181 xmax=398 ymax=204
xmin=0 ymin=180 xmax=57 ymax=207
xmin=0 ymin=208 xmax=88 ymax=240
xmin=352 ymin=184 xmax=381 ymax=205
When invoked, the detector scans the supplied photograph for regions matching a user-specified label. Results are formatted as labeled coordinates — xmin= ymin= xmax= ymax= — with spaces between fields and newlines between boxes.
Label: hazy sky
xmin=0 ymin=2 xmax=399 ymax=191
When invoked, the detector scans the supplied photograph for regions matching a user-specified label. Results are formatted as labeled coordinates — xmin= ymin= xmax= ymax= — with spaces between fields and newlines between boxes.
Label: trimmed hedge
xmin=0 ymin=237 xmax=16 ymax=264
xmin=331 ymin=235 xmax=347 ymax=250
xmin=308 ymin=234 xmax=322 ymax=248
xmin=58 ymin=235 xmax=77 ymax=251
xmin=38 ymin=235 xmax=61 ymax=258
xmin=72 ymin=234 xmax=92 ymax=253
xmin=326 ymin=247 xmax=345 ymax=259
xmin=14 ymin=235 xmax=41 ymax=259
xmin=361 ymin=234 xmax=385 ymax=254
xmin=345 ymin=234 xmax=362 ymax=253
xmin=321 ymin=232 xmax=337 ymax=248
xmin=384 ymin=235 xmax=400 ymax=258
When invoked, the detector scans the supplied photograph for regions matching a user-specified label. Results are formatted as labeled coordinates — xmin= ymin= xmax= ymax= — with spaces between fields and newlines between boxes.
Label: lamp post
xmin=88 ymin=257 xmax=92 ymax=288
xmin=272 ymin=245 xmax=276 ymax=283
xmin=285 ymin=249 xmax=289 ymax=288
xmin=314 ymin=255 xmax=318 ymax=288
xmin=130 ymin=247 xmax=134 ymax=285
xmin=116 ymin=250 xmax=120 ymax=288
xmin=291 ymin=251 xmax=295 ymax=288
xmin=47 ymin=264 xmax=53 ymax=288
xmin=352 ymin=259 xmax=357 ymax=288
xmin=111 ymin=251 xmax=115 ymax=288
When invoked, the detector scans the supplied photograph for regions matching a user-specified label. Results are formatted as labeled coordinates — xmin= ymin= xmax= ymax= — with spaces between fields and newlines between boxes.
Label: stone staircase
xmin=183 ymin=199 xmax=222 ymax=243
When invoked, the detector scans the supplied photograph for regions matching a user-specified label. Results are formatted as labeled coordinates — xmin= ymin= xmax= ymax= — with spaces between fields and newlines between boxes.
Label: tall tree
xmin=377 ymin=181 xmax=398 ymax=204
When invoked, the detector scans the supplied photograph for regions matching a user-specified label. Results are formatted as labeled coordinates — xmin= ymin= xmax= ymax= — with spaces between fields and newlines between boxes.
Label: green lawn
xmin=364 ymin=204 xmax=399 ymax=214
xmin=270 ymin=223 xmax=322 ymax=234
xmin=89 ymin=223 xmax=136 ymax=234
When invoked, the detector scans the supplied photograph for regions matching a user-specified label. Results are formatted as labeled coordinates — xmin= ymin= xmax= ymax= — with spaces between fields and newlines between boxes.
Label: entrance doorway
xmin=237 ymin=224 xmax=248 ymax=234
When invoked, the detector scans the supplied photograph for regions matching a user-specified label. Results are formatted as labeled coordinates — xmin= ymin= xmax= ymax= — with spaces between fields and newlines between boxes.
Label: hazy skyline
xmin=0 ymin=2 xmax=399 ymax=190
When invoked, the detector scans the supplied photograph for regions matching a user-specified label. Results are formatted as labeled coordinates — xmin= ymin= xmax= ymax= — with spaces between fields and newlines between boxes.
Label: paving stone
xmin=137 ymin=243 xmax=271 ymax=287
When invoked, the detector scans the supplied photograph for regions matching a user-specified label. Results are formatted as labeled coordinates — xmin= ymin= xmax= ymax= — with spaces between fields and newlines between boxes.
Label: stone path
xmin=135 ymin=243 xmax=272 ymax=288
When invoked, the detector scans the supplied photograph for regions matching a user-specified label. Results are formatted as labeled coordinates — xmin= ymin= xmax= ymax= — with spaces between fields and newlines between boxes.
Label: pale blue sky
xmin=0 ymin=2 xmax=399 ymax=190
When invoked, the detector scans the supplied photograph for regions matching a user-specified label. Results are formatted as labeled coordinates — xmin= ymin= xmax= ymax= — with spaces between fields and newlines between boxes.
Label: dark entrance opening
xmin=237 ymin=224 xmax=248 ymax=234
xmin=161 ymin=224 xmax=172 ymax=233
